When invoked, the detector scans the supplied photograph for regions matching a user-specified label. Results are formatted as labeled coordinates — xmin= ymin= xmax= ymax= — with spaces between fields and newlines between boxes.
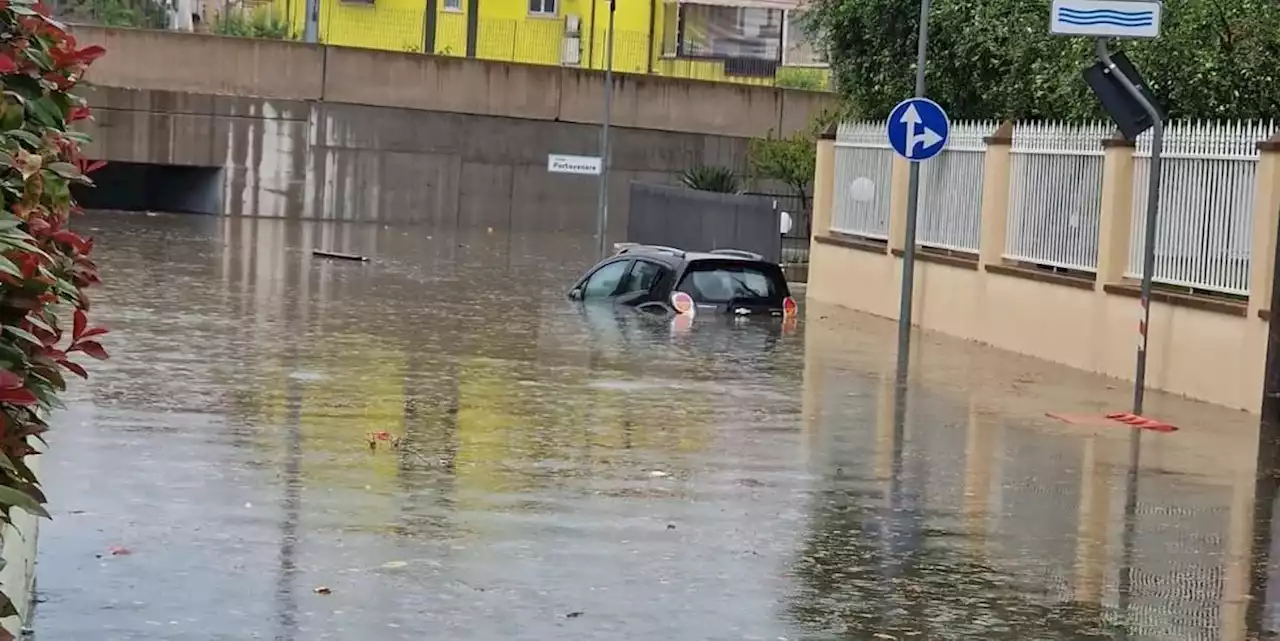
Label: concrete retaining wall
xmin=80 ymin=86 xmax=758 ymax=230
xmin=0 ymin=453 xmax=40 ymax=638
xmin=70 ymin=27 xmax=833 ymax=228
xmin=71 ymin=26 xmax=833 ymax=139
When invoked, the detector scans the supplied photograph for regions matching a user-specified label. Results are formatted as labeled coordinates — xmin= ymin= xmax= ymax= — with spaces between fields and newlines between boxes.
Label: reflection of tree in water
xmin=785 ymin=483 xmax=1127 ymax=640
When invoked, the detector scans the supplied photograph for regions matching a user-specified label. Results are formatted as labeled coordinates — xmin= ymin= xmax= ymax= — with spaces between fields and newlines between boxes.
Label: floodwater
xmin=30 ymin=212 xmax=1280 ymax=640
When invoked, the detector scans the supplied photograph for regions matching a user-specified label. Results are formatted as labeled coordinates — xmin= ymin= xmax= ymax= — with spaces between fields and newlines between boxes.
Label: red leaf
xmin=74 ymin=341 xmax=107 ymax=361
xmin=57 ymin=359 xmax=86 ymax=379
xmin=82 ymin=159 xmax=106 ymax=174
xmin=0 ymin=370 xmax=21 ymax=390
xmin=73 ymin=308 xmax=85 ymax=340
xmin=29 ymin=327 xmax=56 ymax=348
xmin=0 ymin=54 xmax=16 ymax=75
xmin=0 ymin=388 xmax=38 ymax=406
xmin=78 ymin=327 xmax=106 ymax=340
xmin=75 ymin=45 xmax=105 ymax=64
xmin=53 ymin=230 xmax=83 ymax=250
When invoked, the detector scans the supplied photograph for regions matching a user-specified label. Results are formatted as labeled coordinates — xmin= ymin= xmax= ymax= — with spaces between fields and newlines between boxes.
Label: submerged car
xmin=566 ymin=244 xmax=798 ymax=319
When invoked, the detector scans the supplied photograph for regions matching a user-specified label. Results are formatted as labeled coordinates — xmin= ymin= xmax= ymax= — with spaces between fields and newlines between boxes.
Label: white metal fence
xmin=918 ymin=121 xmax=996 ymax=252
xmin=1004 ymin=122 xmax=1112 ymax=272
xmin=832 ymin=122 xmax=894 ymax=239
xmin=1126 ymin=121 xmax=1274 ymax=296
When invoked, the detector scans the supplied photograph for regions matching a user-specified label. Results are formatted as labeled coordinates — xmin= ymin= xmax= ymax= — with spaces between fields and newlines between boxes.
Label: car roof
xmin=611 ymin=245 xmax=778 ymax=266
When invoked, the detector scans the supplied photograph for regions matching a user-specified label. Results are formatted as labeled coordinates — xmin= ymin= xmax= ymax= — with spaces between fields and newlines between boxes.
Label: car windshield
xmin=676 ymin=261 xmax=784 ymax=304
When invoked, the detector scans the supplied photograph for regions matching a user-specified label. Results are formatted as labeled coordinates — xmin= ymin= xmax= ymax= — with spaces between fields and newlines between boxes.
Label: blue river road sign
xmin=886 ymin=98 xmax=951 ymax=162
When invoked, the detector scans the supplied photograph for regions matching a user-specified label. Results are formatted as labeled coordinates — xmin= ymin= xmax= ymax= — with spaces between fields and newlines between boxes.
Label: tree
xmin=805 ymin=0 xmax=1280 ymax=120
xmin=749 ymin=130 xmax=817 ymax=215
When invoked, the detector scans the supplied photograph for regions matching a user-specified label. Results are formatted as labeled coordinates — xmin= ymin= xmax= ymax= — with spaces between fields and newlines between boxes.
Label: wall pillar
xmin=1096 ymin=133 xmax=1137 ymax=290
xmin=1249 ymin=135 xmax=1280 ymax=317
xmin=811 ymin=123 xmax=837 ymax=239
xmin=977 ymin=121 xmax=1013 ymax=268
xmin=888 ymin=156 xmax=910 ymax=252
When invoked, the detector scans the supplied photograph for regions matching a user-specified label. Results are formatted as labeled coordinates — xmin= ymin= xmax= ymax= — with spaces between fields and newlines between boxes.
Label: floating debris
xmin=312 ymin=249 xmax=369 ymax=262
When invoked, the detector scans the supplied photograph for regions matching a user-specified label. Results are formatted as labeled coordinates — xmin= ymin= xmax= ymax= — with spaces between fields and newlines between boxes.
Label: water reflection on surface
xmin=30 ymin=212 xmax=1280 ymax=640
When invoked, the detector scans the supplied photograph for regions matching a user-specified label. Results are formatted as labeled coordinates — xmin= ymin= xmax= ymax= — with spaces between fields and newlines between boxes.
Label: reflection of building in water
xmin=796 ymin=323 xmax=1242 ymax=640
xmin=452 ymin=355 xmax=719 ymax=513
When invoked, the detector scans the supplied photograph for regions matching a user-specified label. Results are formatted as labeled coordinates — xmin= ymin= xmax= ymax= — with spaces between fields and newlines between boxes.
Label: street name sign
xmin=886 ymin=98 xmax=950 ymax=162
xmin=547 ymin=154 xmax=602 ymax=176
xmin=1050 ymin=0 xmax=1162 ymax=39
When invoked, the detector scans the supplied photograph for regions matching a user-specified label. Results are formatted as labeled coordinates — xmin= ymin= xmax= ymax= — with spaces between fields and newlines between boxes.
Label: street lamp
xmin=594 ymin=0 xmax=616 ymax=258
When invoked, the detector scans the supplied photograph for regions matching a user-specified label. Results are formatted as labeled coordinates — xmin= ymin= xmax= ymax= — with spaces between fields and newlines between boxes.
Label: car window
xmin=619 ymin=260 xmax=666 ymax=295
xmin=676 ymin=262 xmax=783 ymax=303
xmin=581 ymin=260 xmax=630 ymax=300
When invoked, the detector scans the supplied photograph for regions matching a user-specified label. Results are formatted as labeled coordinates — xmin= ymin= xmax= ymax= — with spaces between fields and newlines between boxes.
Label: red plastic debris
xmin=1104 ymin=412 xmax=1178 ymax=433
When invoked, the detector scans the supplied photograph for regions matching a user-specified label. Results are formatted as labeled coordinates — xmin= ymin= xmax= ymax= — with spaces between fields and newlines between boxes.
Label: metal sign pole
xmin=303 ymin=0 xmax=319 ymax=42
xmin=1095 ymin=38 xmax=1164 ymax=416
xmin=594 ymin=0 xmax=617 ymax=259
xmin=893 ymin=0 xmax=932 ymax=397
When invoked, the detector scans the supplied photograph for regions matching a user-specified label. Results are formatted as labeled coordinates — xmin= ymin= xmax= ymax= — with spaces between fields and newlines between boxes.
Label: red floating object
xmin=1045 ymin=411 xmax=1178 ymax=433
xmin=1104 ymin=412 xmax=1178 ymax=433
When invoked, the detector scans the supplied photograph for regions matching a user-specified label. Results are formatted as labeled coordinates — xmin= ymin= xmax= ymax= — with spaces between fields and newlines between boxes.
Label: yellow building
xmin=270 ymin=0 xmax=830 ymax=88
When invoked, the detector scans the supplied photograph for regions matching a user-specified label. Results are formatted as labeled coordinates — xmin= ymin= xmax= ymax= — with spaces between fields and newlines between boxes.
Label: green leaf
xmin=0 ymin=217 xmax=21 ymax=233
xmin=9 ymin=5 xmax=36 ymax=15
xmin=0 ymin=485 xmax=49 ymax=518
xmin=0 ymin=256 xmax=20 ymax=279
xmin=0 ymin=592 xmax=17 ymax=619
xmin=4 ymin=130 xmax=40 ymax=148
xmin=30 ymin=385 xmax=62 ymax=411
xmin=46 ymin=162 xmax=81 ymax=180
xmin=25 ymin=48 xmax=52 ymax=73
xmin=31 ymin=368 xmax=65 ymax=393
xmin=0 ymin=344 xmax=27 ymax=368
xmin=26 ymin=97 xmax=62 ymax=129
xmin=10 ymin=456 xmax=37 ymax=485
xmin=0 ymin=454 xmax=17 ymax=479
xmin=3 ymin=326 xmax=41 ymax=347
xmin=63 ymin=131 xmax=92 ymax=144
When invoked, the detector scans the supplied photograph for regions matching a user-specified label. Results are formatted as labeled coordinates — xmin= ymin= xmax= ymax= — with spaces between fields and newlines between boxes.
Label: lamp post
xmin=594 ymin=0 xmax=616 ymax=258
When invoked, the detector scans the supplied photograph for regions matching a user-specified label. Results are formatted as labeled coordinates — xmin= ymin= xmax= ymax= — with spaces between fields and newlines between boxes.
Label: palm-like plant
xmin=679 ymin=166 xmax=740 ymax=193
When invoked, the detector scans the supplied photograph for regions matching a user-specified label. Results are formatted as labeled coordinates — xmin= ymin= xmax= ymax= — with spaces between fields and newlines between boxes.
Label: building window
xmin=443 ymin=0 xmax=461 ymax=10
xmin=668 ymin=4 xmax=782 ymax=61
xmin=529 ymin=0 xmax=556 ymax=15
xmin=783 ymin=9 xmax=825 ymax=65
xmin=662 ymin=0 xmax=679 ymax=56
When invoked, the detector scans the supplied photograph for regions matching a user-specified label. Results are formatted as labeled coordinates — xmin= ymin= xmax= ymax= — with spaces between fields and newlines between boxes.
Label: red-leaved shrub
xmin=0 ymin=0 xmax=107 ymax=633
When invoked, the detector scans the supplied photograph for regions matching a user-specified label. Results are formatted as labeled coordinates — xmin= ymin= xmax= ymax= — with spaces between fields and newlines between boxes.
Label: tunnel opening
xmin=73 ymin=161 xmax=223 ymax=215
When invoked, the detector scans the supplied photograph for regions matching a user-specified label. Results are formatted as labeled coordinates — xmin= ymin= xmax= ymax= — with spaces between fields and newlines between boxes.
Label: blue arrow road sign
xmin=886 ymin=98 xmax=951 ymax=162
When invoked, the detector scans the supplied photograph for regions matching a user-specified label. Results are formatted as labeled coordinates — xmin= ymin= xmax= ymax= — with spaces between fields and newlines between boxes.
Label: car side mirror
xmin=568 ymin=288 xmax=582 ymax=301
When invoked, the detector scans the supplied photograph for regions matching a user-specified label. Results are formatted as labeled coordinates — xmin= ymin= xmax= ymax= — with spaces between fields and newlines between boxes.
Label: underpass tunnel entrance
xmin=73 ymin=161 xmax=223 ymax=215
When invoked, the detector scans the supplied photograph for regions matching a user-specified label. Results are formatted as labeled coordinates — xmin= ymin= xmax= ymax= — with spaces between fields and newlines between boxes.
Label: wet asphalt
xmin=30 ymin=212 xmax=1280 ymax=640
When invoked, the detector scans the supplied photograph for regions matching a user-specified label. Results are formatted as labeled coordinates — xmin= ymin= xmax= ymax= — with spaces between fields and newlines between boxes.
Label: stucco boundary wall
xmin=67 ymin=26 xmax=832 ymax=140
xmin=807 ymin=123 xmax=1280 ymax=412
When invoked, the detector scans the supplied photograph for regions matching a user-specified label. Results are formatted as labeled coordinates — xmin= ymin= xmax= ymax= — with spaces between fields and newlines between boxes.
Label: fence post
xmin=811 ymin=123 xmax=837 ymax=240
xmin=1095 ymin=132 xmax=1137 ymax=291
xmin=1249 ymin=135 xmax=1280 ymax=317
xmin=977 ymin=121 xmax=1013 ymax=269
xmin=887 ymin=156 xmax=911 ymax=252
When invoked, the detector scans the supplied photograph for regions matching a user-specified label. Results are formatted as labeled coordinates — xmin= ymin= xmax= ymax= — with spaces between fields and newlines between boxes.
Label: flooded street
xmin=31 ymin=212 xmax=1280 ymax=640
